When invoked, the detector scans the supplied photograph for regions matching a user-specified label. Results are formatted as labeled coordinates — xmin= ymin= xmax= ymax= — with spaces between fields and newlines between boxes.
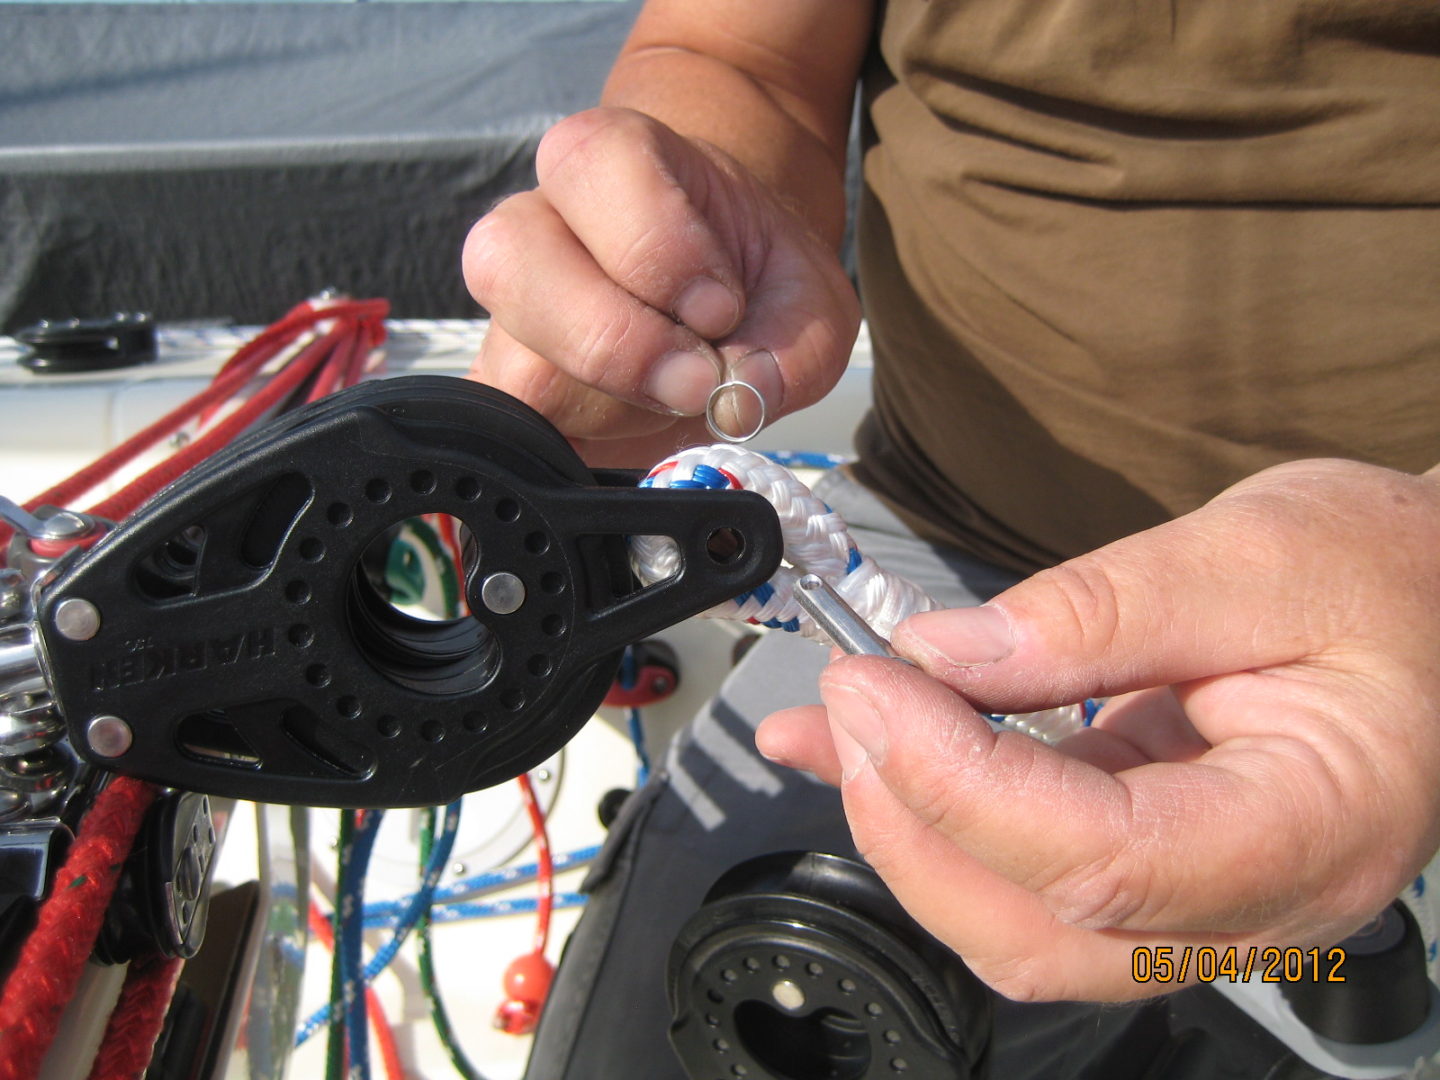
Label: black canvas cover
xmin=0 ymin=1 xmax=640 ymax=330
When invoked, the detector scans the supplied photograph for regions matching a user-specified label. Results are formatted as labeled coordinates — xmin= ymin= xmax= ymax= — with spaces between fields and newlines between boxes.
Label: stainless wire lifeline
xmin=704 ymin=379 xmax=767 ymax=444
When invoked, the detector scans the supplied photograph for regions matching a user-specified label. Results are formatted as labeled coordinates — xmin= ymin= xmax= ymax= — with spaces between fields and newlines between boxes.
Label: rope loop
xmin=630 ymin=445 xmax=1092 ymax=745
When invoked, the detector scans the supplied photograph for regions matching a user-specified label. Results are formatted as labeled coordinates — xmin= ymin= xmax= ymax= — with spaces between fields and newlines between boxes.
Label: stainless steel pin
xmin=793 ymin=573 xmax=900 ymax=659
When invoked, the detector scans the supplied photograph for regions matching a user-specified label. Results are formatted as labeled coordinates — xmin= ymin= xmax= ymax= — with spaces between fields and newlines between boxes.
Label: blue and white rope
xmin=361 ymin=798 xmax=462 ymax=983
xmin=633 ymin=445 xmax=937 ymax=641
xmin=298 ymin=801 xmax=462 ymax=1048
xmin=341 ymin=810 xmax=384 ymax=1079
xmin=361 ymin=843 xmax=601 ymax=922
xmin=618 ymin=648 xmax=653 ymax=785
xmin=631 ymin=444 xmax=1092 ymax=745
xmin=366 ymin=892 xmax=589 ymax=928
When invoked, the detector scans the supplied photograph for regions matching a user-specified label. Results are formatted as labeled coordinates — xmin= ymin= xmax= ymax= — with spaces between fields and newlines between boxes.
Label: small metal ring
xmin=704 ymin=379 xmax=767 ymax=444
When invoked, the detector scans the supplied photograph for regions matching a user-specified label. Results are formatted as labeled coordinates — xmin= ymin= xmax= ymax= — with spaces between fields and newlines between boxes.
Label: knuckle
xmin=558 ymin=302 xmax=648 ymax=387
xmin=903 ymin=780 xmax=968 ymax=835
xmin=970 ymin=953 xmax=1062 ymax=1003
xmin=462 ymin=195 xmax=534 ymax=302
xmin=610 ymin=200 xmax=702 ymax=295
xmin=1028 ymin=558 xmax=1125 ymax=663
xmin=774 ymin=293 xmax=866 ymax=413
xmin=898 ymin=726 xmax=1041 ymax=839
xmin=535 ymin=112 xmax=598 ymax=180
xmin=473 ymin=346 xmax=570 ymax=422
xmin=537 ymin=106 xmax=651 ymax=185
xmin=1034 ymin=847 xmax=1151 ymax=929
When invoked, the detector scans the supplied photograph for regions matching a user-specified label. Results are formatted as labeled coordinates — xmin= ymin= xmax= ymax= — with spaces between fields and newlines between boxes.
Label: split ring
xmin=704 ymin=379 xmax=767 ymax=444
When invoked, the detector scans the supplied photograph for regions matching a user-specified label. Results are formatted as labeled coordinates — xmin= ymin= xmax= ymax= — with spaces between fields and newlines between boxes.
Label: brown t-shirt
xmin=852 ymin=0 xmax=1440 ymax=574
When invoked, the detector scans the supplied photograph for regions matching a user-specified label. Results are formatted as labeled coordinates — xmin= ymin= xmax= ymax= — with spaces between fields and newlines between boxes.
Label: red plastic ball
xmin=502 ymin=952 xmax=554 ymax=1004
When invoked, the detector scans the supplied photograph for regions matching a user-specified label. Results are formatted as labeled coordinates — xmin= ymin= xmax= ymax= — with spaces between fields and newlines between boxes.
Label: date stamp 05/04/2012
xmin=1132 ymin=946 xmax=1348 ymax=985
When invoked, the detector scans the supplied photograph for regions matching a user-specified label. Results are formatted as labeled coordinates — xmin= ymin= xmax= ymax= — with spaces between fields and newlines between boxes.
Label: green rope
xmin=325 ymin=810 xmax=355 ymax=1080
xmin=385 ymin=519 xmax=462 ymax=617
xmin=418 ymin=806 xmax=487 ymax=1080
xmin=384 ymin=541 xmax=428 ymax=606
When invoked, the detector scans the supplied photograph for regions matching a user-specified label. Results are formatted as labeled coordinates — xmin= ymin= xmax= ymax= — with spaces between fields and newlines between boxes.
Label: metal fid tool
xmin=793 ymin=572 xmax=900 ymax=658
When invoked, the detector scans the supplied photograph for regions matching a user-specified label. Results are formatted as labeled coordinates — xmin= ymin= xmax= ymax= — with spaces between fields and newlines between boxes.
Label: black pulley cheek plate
xmin=37 ymin=376 xmax=783 ymax=808
xmin=667 ymin=852 xmax=991 ymax=1080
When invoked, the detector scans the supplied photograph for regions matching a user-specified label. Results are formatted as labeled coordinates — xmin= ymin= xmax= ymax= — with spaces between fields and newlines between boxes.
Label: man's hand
xmin=463 ymin=107 xmax=860 ymax=466
xmin=757 ymin=458 xmax=1440 ymax=1001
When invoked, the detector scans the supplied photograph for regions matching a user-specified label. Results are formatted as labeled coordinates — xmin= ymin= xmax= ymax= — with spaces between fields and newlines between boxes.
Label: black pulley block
xmin=95 ymin=790 xmax=218 ymax=963
xmin=668 ymin=851 xmax=992 ymax=1080
xmin=38 ymin=376 xmax=783 ymax=807
xmin=16 ymin=313 xmax=157 ymax=374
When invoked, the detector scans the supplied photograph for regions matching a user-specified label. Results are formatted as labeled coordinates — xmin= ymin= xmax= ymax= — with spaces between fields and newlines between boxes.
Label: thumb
xmin=890 ymin=460 xmax=1425 ymax=714
xmin=818 ymin=655 xmax=1325 ymax=941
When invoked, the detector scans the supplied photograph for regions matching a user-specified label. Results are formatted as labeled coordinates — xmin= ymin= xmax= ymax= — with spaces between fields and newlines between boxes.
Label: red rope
xmin=494 ymin=775 xmax=556 ymax=1036
xmin=197 ymin=299 xmax=386 ymax=427
xmin=431 ymin=513 xmax=470 ymax=616
xmin=0 ymin=777 xmax=159 ymax=1080
xmin=4 ymin=297 xmax=389 ymax=550
xmin=86 ymin=320 xmax=353 ymax=523
xmin=304 ymin=343 xmax=347 ymax=405
xmin=343 ymin=322 xmax=379 ymax=388
xmin=304 ymin=313 xmax=371 ymax=405
xmin=83 ymin=955 xmax=184 ymax=1080
xmin=25 ymin=305 xmax=312 ymax=515
xmin=0 ymin=300 xmax=391 ymax=1078
xmin=517 ymin=773 xmax=553 ymax=956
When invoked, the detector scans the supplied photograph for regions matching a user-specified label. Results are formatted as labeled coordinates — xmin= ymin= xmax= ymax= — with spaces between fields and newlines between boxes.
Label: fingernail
xmin=828 ymin=685 xmax=887 ymax=781
xmin=830 ymin=724 xmax=869 ymax=782
xmin=756 ymin=744 xmax=790 ymax=767
xmin=754 ymin=732 xmax=795 ymax=768
xmin=705 ymin=349 xmax=779 ymax=439
xmin=755 ymin=743 xmax=829 ymax=786
xmin=673 ymin=277 xmax=740 ymax=338
xmin=729 ymin=349 xmax=781 ymax=414
xmin=905 ymin=605 xmax=1015 ymax=667
xmin=647 ymin=349 xmax=720 ymax=415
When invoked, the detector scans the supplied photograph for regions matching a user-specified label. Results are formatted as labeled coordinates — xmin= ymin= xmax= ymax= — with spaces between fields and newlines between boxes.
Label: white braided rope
xmin=628 ymin=444 xmax=1086 ymax=744
xmin=629 ymin=445 xmax=938 ymax=642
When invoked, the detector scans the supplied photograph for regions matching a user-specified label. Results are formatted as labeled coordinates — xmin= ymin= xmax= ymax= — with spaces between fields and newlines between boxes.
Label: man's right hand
xmin=462 ymin=106 xmax=861 ymax=467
